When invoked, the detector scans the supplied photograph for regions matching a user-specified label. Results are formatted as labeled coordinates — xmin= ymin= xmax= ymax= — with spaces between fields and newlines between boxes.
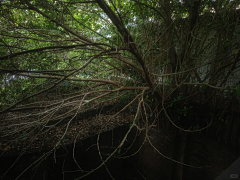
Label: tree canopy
xmin=0 ymin=0 xmax=240 ymax=178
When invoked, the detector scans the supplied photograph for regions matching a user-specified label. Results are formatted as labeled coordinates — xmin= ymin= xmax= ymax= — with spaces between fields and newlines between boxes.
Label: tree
xmin=0 ymin=0 xmax=240 ymax=179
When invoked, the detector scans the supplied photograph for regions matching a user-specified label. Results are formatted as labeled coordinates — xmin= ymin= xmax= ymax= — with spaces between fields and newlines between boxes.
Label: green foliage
xmin=118 ymin=147 xmax=121 ymax=154
xmin=62 ymin=139 xmax=69 ymax=142
xmin=177 ymin=106 xmax=193 ymax=117
xmin=200 ymin=84 xmax=208 ymax=91
xmin=193 ymin=125 xmax=200 ymax=130
xmin=0 ymin=0 xmax=239 ymax=129
xmin=20 ymin=131 xmax=28 ymax=141
xmin=236 ymin=85 xmax=240 ymax=96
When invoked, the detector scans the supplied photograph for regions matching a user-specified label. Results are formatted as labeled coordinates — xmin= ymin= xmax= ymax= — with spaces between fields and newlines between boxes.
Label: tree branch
xmin=96 ymin=0 xmax=155 ymax=90
xmin=0 ymin=43 xmax=110 ymax=61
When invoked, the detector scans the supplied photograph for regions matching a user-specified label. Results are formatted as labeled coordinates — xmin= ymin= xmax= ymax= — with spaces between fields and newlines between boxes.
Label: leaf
xmin=236 ymin=86 xmax=240 ymax=96
xmin=118 ymin=147 xmax=121 ymax=154
xmin=65 ymin=81 xmax=69 ymax=87
xmin=62 ymin=139 xmax=69 ymax=142
xmin=21 ymin=137 xmax=27 ymax=141
xmin=193 ymin=125 xmax=200 ymax=130
xmin=20 ymin=131 xmax=28 ymax=141
xmin=200 ymin=85 xmax=208 ymax=91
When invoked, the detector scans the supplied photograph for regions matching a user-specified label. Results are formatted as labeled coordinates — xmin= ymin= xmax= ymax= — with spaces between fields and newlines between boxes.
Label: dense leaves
xmin=0 ymin=0 xmax=239 ymax=125
xmin=0 ymin=2 xmax=240 ymax=179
